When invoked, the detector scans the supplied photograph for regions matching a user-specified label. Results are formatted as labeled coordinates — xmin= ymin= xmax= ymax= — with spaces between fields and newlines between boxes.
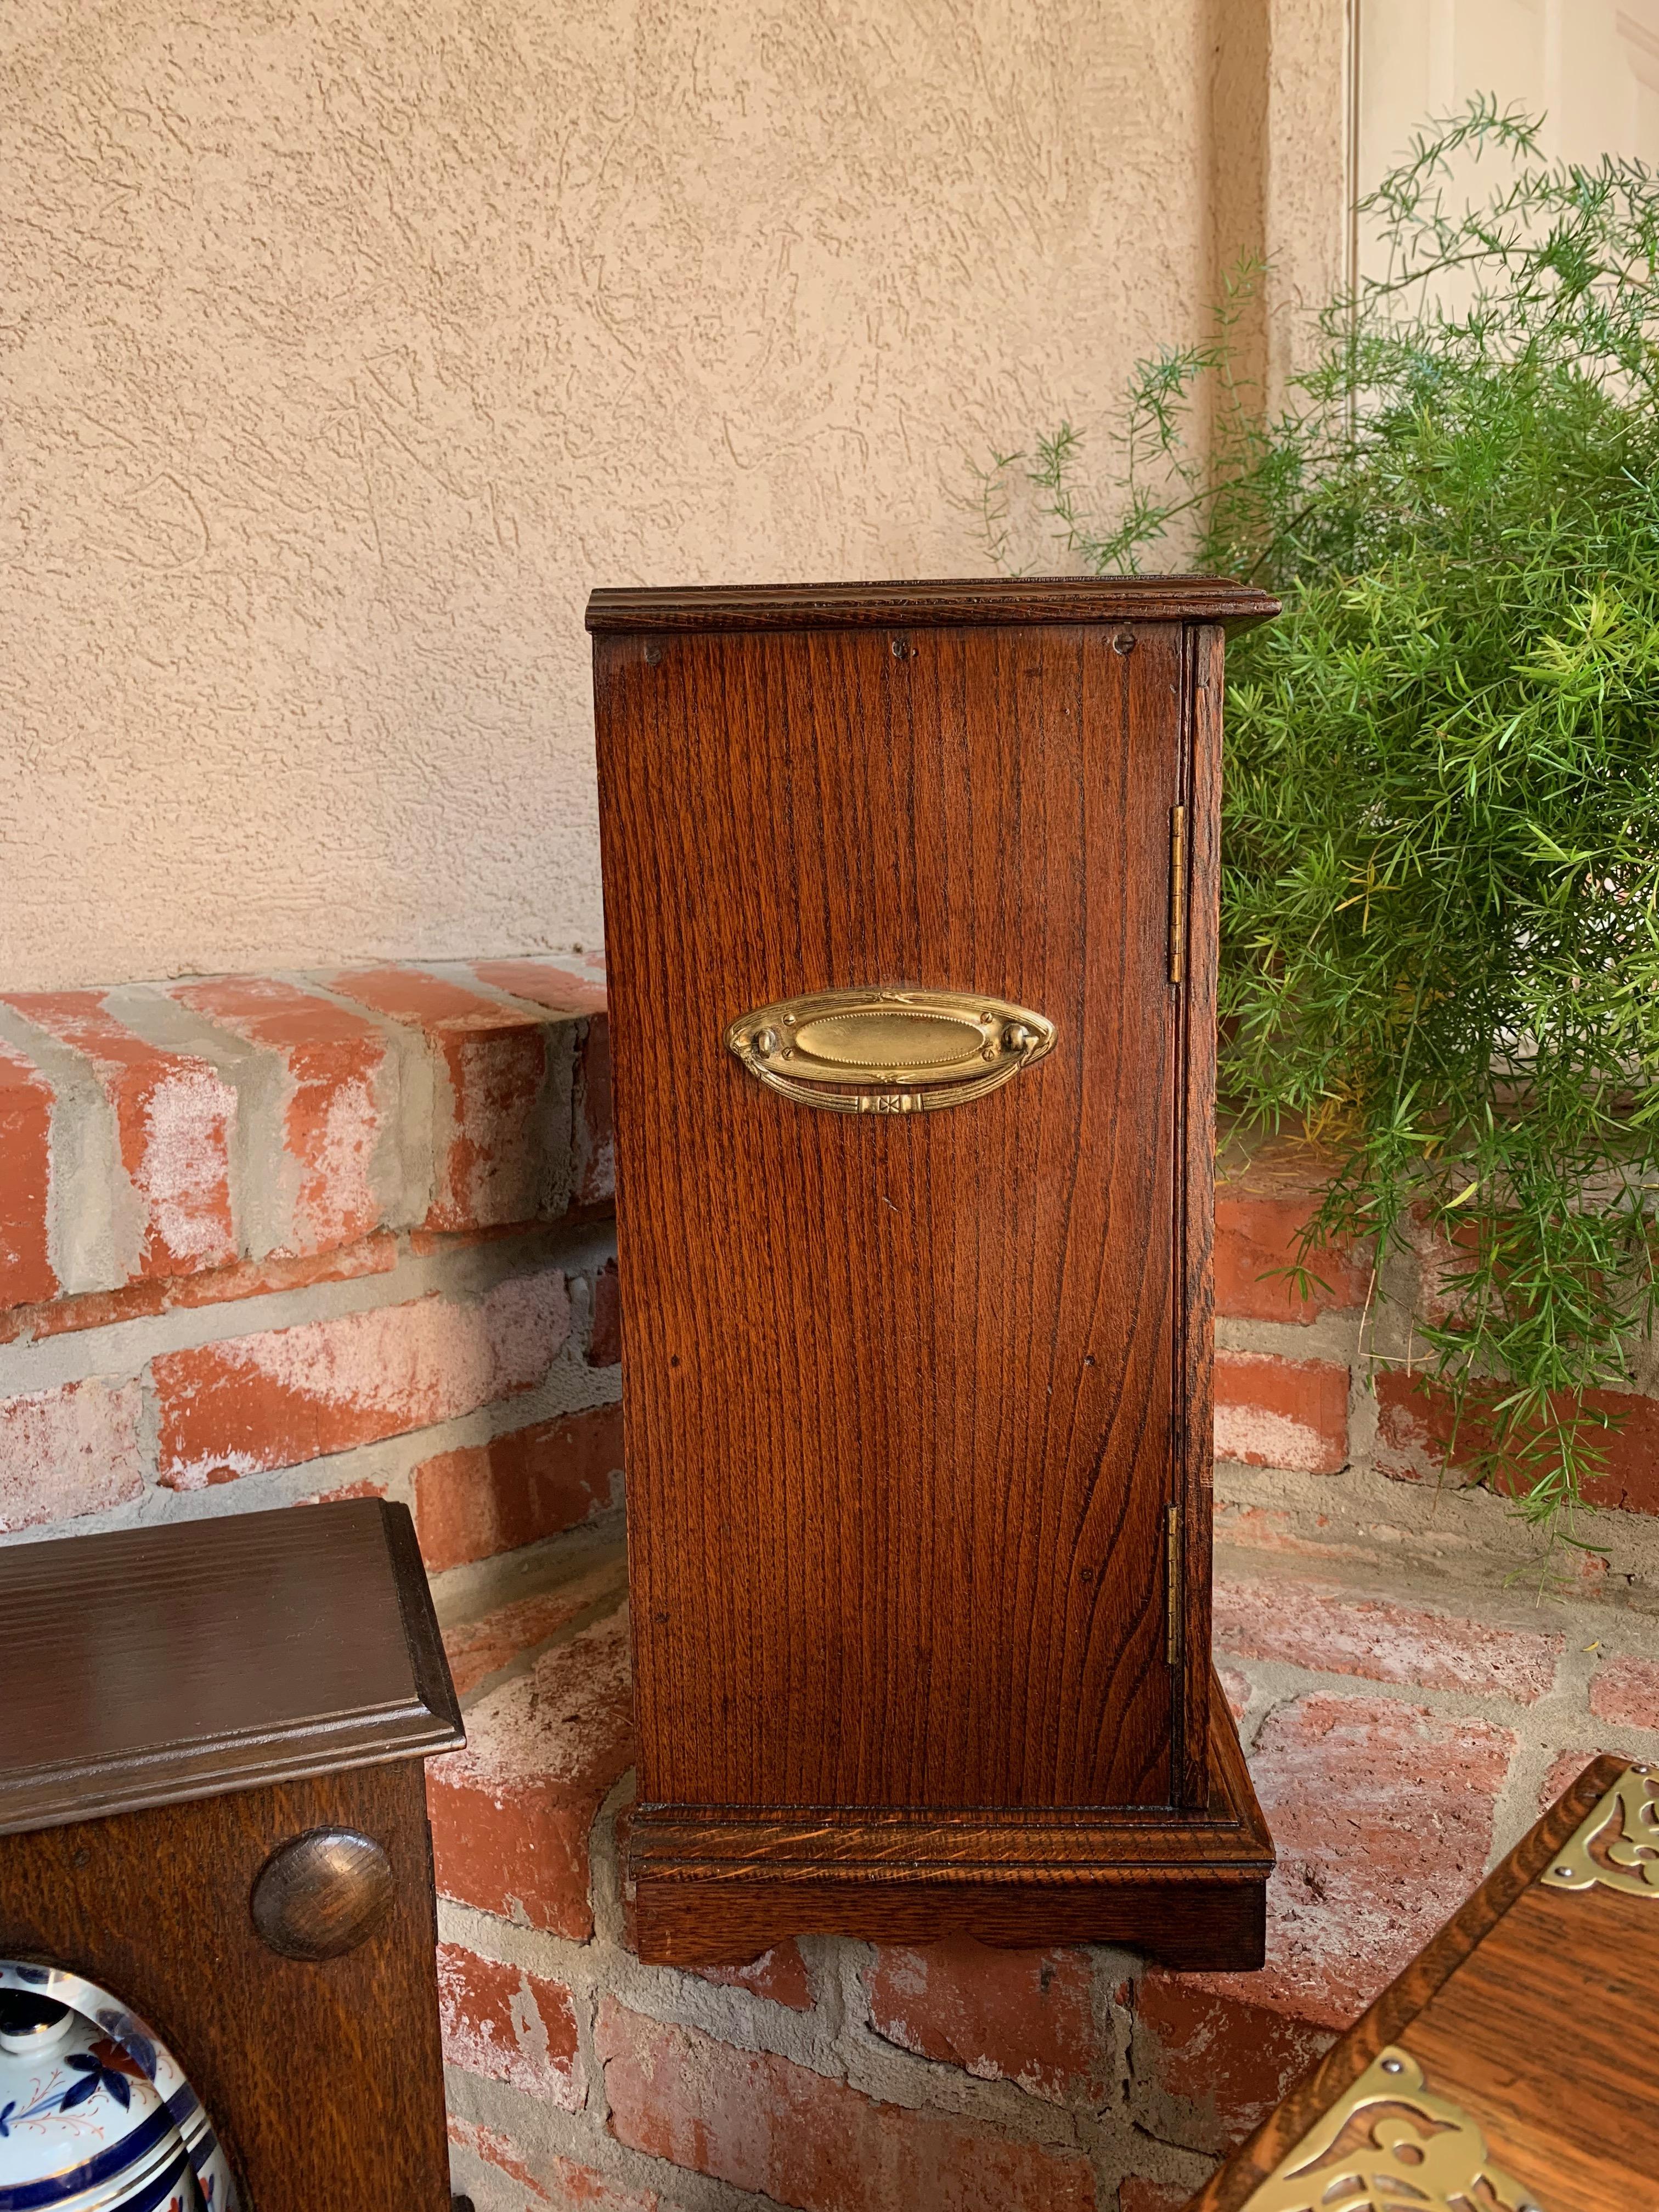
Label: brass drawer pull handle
xmin=726 ymin=988 xmax=1056 ymax=1115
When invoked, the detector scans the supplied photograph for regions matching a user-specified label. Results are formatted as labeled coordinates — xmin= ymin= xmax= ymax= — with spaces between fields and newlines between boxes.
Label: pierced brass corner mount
xmin=1240 ymin=2046 xmax=1544 ymax=2212
xmin=1542 ymin=1762 xmax=1659 ymax=1899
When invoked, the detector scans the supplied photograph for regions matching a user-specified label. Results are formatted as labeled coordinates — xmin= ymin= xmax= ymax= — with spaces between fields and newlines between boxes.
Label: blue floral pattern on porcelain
xmin=0 ymin=1964 xmax=238 ymax=2212
xmin=0 ymin=2033 xmax=149 ymax=2132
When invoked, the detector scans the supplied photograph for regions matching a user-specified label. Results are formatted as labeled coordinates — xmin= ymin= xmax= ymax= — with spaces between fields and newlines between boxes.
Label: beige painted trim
xmin=1347 ymin=0 xmax=1364 ymax=293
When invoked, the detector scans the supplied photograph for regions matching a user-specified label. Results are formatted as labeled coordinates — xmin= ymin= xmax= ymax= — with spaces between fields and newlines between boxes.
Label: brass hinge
xmin=1169 ymin=805 xmax=1187 ymax=984
xmin=1166 ymin=1500 xmax=1181 ymax=1664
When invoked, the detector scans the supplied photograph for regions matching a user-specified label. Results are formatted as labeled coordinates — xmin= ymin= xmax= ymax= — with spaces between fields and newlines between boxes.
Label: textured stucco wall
xmin=0 ymin=0 xmax=1342 ymax=990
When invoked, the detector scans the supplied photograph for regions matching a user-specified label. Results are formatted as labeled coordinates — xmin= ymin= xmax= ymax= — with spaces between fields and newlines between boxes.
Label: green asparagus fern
xmin=985 ymin=100 xmax=1659 ymax=1539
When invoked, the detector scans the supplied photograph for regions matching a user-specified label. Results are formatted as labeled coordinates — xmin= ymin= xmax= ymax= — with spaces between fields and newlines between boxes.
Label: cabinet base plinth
xmin=630 ymin=1673 xmax=1272 ymax=1971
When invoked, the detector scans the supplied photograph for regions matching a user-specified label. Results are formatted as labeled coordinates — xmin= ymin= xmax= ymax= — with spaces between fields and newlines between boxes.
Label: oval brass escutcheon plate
xmin=726 ymin=988 xmax=1056 ymax=1114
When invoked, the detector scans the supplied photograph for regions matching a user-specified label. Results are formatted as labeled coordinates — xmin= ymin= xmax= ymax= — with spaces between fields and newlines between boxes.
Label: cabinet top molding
xmin=0 ymin=1499 xmax=462 ymax=1836
xmin=585 ymin=575 xmax=1282 ymax=634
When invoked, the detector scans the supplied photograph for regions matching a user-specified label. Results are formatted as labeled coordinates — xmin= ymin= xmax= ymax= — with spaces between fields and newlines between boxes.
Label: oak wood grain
xmin=635 ymin=1877 xmax=1267 ymax=1970
xmin=594 ymin=583 xmax=1274 ymax=1959
xmin=1183 ymin=1753 xmax=1629 ymax=2211
xmin=0 ymin=1762 xmax=452 ymax=2212
xmin=0 ymin=1501 xmax=462 ymax=1835
xmin=600 ymin=619 xmax=1179 ymax=1810
xmin=1400 ymin=1867 xmax=1658 ymax=2202
xmin=586 ymin=577 xmax=1282 ymax=632
xmin=631 ymin=1674 xmax=1273 ymax=1967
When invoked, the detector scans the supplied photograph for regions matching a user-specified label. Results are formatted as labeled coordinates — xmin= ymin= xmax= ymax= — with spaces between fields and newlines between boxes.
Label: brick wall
xmin=3 ymin=967 xmax=1658 ymax=2211
xmin=0 ymin=957 xmax=618 ymax=1551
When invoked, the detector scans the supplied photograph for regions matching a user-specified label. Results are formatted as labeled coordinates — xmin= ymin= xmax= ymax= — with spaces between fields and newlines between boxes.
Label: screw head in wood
xmin=251 ymin=1828 xmax=396 ymax=1961
xmin=1111 ymin=630 xmax=1135 ymax=654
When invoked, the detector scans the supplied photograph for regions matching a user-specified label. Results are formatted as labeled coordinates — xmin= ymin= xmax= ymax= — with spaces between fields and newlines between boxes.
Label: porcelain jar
xmin=0 ymin=1965 xmax=236 ymax=2212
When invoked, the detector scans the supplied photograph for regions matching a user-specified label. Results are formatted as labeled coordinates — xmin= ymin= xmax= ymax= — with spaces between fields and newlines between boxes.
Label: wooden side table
xmin=1186 ymin=1751 xmax=1656 ymax=2209
xmin=0 ymin=1499 xmax=464 ymax=2211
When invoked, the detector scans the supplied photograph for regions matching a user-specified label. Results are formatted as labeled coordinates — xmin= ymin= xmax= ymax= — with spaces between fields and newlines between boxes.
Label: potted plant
xmin=984 ymin=101 xmax=1659 ymax=1547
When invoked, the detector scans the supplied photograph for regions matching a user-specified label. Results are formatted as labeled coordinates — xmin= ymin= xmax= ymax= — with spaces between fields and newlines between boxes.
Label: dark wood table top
xmin=0 ymin=1499 xmax=462 ymax=1834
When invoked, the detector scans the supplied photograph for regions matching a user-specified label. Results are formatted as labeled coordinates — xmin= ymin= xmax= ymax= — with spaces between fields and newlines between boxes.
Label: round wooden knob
xmin=250 ymin=1828 xmax=395 ymax=1960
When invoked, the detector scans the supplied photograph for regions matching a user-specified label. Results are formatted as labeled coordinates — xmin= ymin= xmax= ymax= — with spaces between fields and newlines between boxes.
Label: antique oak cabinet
xmin=0 ymin=1499 xmax=462 ymax=2210
xmin=590 ymin=578 xmax=1279 ymax=1968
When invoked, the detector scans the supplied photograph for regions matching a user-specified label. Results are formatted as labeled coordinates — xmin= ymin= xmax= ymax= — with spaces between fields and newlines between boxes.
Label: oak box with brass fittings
xmin=0 ymin=1499 xmax=463 ymax=2210
xmin=590 ymin=576 xmax=1280 ymax=1966
xmin=1187 ymin=1754 xmax=1659 ymax=2211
